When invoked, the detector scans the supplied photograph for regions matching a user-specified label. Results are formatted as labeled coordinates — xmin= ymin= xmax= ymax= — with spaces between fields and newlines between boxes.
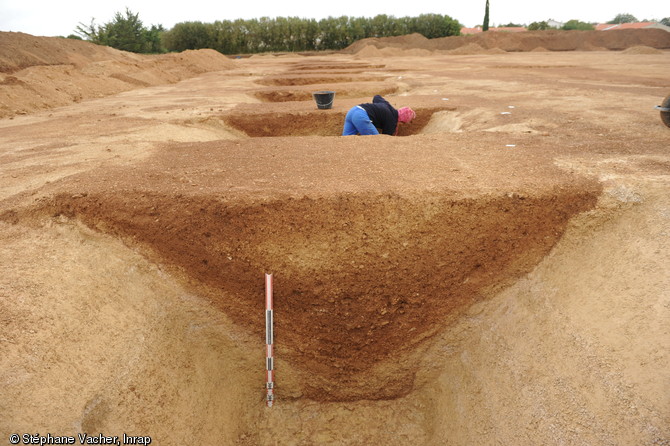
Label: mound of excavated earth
xmin=1 ymin=31 xmax=669 ymax=445
xmin=344 ymin=29 xmax=670 ymax=54
xmin=0 ymin=32 xmax=237 ymax=118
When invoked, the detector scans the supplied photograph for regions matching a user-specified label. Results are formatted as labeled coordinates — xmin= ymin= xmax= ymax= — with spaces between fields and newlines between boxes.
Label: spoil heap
xmin=0 ymin=32 xmax=237 ymax=118
xmin=344 ymin=29 xmax=670 ymax=55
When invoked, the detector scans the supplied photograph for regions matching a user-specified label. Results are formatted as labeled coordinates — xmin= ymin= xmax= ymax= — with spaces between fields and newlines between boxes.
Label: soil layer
xmin=1 ymin=31 xmax=669 ymax=445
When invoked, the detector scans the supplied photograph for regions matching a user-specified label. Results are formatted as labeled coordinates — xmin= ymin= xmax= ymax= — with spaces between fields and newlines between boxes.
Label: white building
xmin=546 ymin=19 xmax=564 ymax=29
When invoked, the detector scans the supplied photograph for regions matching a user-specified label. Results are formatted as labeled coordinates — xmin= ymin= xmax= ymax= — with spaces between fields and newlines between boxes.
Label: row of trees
xmin=72 ymin=9 xmax=670 ymax=55
xmin=161 ymin=14 xmax=462 ymax=53
xmin=72 ymin=11 xmax=461 ymax=54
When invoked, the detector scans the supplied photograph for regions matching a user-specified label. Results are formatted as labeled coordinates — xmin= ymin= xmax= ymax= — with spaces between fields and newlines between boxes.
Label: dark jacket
xmin=359 ymin=95 xmax=399 ymax=135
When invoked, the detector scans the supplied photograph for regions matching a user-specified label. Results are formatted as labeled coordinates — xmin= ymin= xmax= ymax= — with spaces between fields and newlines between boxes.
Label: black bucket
xmin=656 ymin=93 xmax=670 ymax=128
xmin=313 ymin=91 xmax=335 ymax=109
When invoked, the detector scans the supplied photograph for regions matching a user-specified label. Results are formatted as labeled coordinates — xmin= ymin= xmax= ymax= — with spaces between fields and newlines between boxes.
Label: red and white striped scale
xmin=265 ymin=273 xmax=275 ymax=407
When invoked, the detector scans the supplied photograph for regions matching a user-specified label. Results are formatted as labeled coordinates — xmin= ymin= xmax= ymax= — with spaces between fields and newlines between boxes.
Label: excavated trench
xmin=2 ymin=133 xmax=602 ymax=403
xmin=4 ymin=43 xmax=668 ymax=446
xmin=221 ymin=106 xmax=452 ymax=137
xmin=254 ymin=84 xmax=400 ymax=103
xmin=255 ymin=74 xmax=387 ymax=87
xmin=11 ymin=185 xmax=599 ymax=402
xmin=287 ymin=62 xmax=386 ymax=71
xmin=79 ymin=66 xmax=598 ymax=401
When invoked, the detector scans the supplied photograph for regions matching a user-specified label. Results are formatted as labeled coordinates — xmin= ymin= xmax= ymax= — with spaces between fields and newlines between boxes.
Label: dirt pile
xmin=446 ymin=43 xmax=488 ymax=55
xmin=345 ymin=29 xmax=670 ymax=54
xmin=354 ymin=45 xmax=435 ymax=58
xmin=346 ymin=33 xmax=424 ymax=54
xmin=622 ymin=45 xmax=664 ymax=54
xmin=354 ymin=44 xmax=385 ymax=58
xmin=0 ymin=32 xmax=238 ymax=118
xmin=0 ymin=32 xmax=131 ymax=73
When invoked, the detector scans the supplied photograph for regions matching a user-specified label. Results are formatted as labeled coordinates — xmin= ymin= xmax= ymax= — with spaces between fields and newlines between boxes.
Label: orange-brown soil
xmin=1 ymin=30 xmax=669 ymax=445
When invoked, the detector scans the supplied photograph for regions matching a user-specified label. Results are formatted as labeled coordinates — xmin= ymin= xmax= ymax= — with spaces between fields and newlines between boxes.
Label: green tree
xmin=162 ymin=14 xmax=462 ymax=54
xmin=102 ymin=9 xmax=147 ymax=52
xmin=370 ymin=14 xmax=399 ymax=37
xmin=75 ymin=9 xmax=164 ymax=53
xmin=348 ymin=16 xmax=370 ymax=42
xmin=607 ymin=13 xmax=638 ymax=24
xmin=660 ymin=17 xmax=670 ymax=26
xmin=161 ymin=21 xmax=211 ymax=52
xmin=483 ymin=0 xmax=490 ymax=31
xmin=75 ymin=19 xmax=99 ymax=41
xmin=145 ymin=25 xmax=166 ymax=53
xmin=209 ymin=21 xmax=231 ymax=53
xmin=410 ymin=13 xmax=461 ymax=38
xmin=562 ymin=19 xmax=595 ymax=30
xmin=528 ymin=21 xmax=550 ymax=30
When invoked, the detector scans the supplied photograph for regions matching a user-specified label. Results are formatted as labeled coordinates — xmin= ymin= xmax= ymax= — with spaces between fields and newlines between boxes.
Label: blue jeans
xmin=342 ymin=106 xmax=379 ymax=135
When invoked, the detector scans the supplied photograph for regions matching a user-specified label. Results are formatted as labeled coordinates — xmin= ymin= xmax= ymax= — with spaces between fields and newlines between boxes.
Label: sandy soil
xmin=1 ymin=31 xmax=669 ymax=445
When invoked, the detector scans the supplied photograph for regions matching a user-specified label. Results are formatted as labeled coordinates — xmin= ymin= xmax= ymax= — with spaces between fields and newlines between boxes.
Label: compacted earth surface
xmin=1 ymin=30 xmax=669 ymax=445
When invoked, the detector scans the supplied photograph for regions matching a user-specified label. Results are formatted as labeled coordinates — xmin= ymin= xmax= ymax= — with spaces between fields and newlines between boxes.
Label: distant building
xmin=460 ymin=25 xmax=527 ymax=35
xmin=461 ymin=21 xmax=669 ymax=35
xmin=596 ymin=22 xmax=670 ymax=32
xmin=461 ymin=26 xmax=482 ymax=35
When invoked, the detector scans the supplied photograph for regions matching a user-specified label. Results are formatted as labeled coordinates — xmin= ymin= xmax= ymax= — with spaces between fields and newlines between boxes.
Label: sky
xmin=0 ymin=0 xmax=665 ymax=37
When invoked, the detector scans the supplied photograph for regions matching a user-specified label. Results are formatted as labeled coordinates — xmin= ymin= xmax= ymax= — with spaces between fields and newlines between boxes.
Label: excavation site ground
xmin=1 ymin=30 xmax=669 ymax=445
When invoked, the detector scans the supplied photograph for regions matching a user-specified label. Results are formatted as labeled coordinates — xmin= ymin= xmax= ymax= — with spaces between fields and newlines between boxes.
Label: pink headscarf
xmin=398 ymin=107 xmax=416 ymax=123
